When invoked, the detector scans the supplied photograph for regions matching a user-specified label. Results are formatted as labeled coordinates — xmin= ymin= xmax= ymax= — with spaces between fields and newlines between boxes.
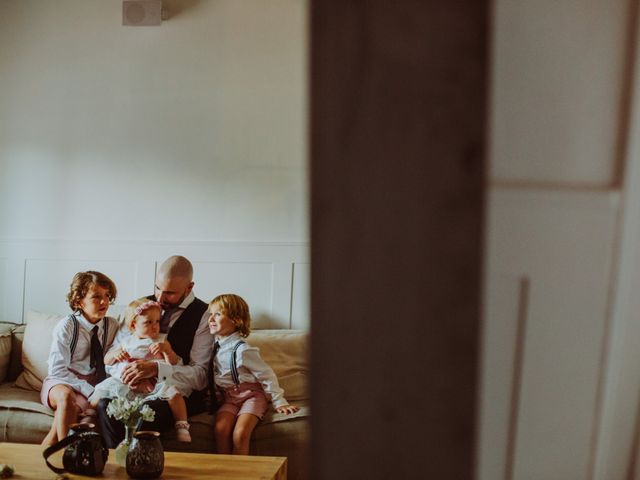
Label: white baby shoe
xmin=175 ymin=420 xmax=192 ymax=442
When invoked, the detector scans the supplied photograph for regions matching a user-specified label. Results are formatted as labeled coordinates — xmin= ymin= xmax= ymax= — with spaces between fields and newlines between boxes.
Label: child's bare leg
xmin=168 ymin=395 xmax=191 ymax=442
xmin=214 ymin=411 xmax=236 ymax=454
xmin=44 ymin=385 xmax=80 ymax=445
xmin=74 ymin=392 xmax=94 ymax=424
xmin=41 ymin=422 xmax=58 ymax=447
xmin=231 ymin=414 xmax=259 ymax=455
xmin=167 ymin=395 xmax=187 ymax=422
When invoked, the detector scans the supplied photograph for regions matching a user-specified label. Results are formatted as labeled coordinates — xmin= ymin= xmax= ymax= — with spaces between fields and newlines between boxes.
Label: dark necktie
xmin=160 ymin=307 xmax=177 ymax=333
xmin=90 ymin=326 xmax=107 ymax=383
xmin=208 ymin=341 xmax=220 ymax=413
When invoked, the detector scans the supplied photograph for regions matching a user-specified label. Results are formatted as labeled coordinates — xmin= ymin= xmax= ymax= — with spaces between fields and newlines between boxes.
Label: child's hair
xmin=209 ymin=294 xmax=251 ymax=337
xmin=67 ymin=271 xmax=117 ymax=311
xmin=124 ymin=299 xmax=162 ymax=331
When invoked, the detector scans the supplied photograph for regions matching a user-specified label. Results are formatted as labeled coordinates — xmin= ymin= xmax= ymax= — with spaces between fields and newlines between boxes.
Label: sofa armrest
xmin=0 ymin=323 xmax=14 ymax=383
xmin=8 ymin=324 xmax=25 ymax=382
xmin=4 ymin=323 xmax=24 ymax=382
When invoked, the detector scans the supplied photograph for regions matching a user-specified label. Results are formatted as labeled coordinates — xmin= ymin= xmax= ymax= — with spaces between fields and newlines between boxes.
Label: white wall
xmin=0 ymin=0 xmax=309 ymax=327
xmin=0 ymin=0 xmax=308 ymax=242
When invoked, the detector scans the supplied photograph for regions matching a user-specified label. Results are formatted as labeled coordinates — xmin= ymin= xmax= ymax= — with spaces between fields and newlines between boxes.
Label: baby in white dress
xmin=89 ymin=299 xmax=192 ymax=442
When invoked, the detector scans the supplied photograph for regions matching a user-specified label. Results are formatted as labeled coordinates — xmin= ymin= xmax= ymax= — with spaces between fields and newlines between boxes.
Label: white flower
xmin=140 ymin=404 xmax=155 ymax=422
xmin=107 ymin=397 xmax=156 ymax=428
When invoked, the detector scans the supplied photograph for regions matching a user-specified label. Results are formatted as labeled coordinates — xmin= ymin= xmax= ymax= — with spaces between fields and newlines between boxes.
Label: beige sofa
xmin=0 ymin=313 xmax=310 ymax=480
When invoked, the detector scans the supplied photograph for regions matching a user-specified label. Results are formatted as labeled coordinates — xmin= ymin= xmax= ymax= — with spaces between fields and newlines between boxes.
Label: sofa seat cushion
xmin=0 ymin=382 xmax=52 ymax=415
xmin=163 ymin=399 xmax=310 ymax=451
xmin=0 ymin=382 xmax=53 ymax=443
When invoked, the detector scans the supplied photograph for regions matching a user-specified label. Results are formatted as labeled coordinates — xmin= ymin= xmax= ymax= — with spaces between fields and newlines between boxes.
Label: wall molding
xmin=0 ymin=239 xmax=309 ymax=330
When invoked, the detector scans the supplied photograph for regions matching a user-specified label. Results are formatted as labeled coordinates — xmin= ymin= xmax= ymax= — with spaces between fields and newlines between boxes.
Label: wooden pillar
xmin=310 ymin=1 xmax=488 ymax=479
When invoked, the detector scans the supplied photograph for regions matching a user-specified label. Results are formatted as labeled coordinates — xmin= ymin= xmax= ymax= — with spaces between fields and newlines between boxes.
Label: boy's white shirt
xmin=46 ymin=312 xmax=118 ymax=398
xmin=214 ymin=331 xmax=289 ymax=409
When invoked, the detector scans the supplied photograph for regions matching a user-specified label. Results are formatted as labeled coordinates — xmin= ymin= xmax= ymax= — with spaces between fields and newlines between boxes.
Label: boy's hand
xmin=276 ymin=405 xmax=300 ymax=415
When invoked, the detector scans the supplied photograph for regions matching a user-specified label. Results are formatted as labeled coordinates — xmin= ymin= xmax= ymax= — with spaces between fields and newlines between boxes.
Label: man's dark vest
xmin=146 ymin=294 xmax=209 ymax=415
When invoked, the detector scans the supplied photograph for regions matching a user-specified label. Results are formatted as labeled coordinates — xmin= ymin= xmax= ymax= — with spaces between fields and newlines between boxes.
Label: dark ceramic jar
xmin=126 ymin=431 xmax=164 ymax=479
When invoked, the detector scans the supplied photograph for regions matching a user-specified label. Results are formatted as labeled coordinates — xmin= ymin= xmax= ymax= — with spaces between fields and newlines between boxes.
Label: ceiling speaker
xmin=123 ymin=0 xmax=162 ymax=26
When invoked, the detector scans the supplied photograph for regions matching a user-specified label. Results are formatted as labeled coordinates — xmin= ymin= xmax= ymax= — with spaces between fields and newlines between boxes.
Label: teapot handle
xmin=42 ymin=432 xmax=79 ymax=474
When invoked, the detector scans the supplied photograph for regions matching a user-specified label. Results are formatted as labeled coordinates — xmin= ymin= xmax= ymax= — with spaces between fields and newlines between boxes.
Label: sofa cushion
xmin=246 ymin=330 xmax=309 ymax=401
xmin=0 ymin=323 xmax=14 ymax=383
xmin=15 ymin=310 xmax=64 ymax=391
xmin=0 ymin=382 xmax=53 ymax=443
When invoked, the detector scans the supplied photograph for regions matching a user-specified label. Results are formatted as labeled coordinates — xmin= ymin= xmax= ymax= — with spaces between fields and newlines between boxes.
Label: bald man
xmin=96 ymin=255 xmax=213 ymax=447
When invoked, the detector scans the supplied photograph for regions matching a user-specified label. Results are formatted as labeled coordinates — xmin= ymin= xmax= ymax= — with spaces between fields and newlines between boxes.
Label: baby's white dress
xmin=90 ymin=333 xmax=191 ymax=402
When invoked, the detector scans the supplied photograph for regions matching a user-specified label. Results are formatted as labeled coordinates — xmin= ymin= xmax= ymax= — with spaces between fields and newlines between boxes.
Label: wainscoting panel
xmin=291 ymin=263 xmax=310 ymax=330
xmin=0 ymin=240 xmax=309 ymax=329
xmin=189 ymin=261 xmax=276 ymax=329
xmin=482 ymin=187 xmax=620 ymax=479
xmin=23 ymin=259 xmax=140 ymax=319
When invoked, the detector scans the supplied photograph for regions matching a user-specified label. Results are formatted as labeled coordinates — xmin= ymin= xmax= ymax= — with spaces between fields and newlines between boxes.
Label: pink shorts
xmin=40 ymin=377 xmax=91 ymax=412
xmin=217 ymin=382 xmax=269 ymax=419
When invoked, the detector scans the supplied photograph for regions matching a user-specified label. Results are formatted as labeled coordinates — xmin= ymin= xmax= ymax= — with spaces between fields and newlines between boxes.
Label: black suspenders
xmin=69 ymin=315 xmax=79 ymax=359
xmin=230 ymin=340 xmax=245 ymax=385
xmin=69 ymin=314 xmax=109 ymax=361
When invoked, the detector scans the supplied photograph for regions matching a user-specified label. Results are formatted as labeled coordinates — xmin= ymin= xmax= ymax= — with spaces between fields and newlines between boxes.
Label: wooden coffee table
xmin=0 ymin=442 xmax=287 ymax=479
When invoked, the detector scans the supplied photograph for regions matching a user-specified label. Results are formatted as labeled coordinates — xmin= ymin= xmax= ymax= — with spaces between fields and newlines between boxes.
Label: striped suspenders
xmin=69 ymin=314 xmax=109 ymax=361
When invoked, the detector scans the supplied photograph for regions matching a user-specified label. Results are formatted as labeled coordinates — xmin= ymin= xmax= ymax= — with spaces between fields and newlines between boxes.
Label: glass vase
xmin=115 ymin=424 xmax=135 ymax=467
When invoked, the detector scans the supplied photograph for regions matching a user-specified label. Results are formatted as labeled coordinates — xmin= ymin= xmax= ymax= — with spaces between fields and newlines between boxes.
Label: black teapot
xmin=43 ymin=422 xmax=108 ymax=476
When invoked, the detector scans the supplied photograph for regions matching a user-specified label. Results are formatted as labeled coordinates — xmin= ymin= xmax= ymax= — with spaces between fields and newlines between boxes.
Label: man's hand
xmin=121 ymin=360 xmax=158 ymax=387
